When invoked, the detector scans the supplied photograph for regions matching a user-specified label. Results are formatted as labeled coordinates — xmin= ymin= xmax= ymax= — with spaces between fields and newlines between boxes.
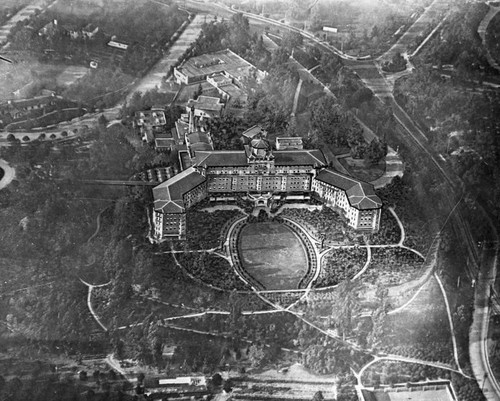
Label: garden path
xmin=434 ymin=272 xmax=464 ymax=374
xmin=79 ymin=278 xmax=111 ymax=332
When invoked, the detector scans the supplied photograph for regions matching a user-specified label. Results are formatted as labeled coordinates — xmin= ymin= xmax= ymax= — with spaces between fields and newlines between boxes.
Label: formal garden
xmin=182 ymin=209 xmax=245 ymax=250
xmin=278 ymin=207 xmax=361 ymax=245
xmin=367 ymin=208 xmax=400 ymax=245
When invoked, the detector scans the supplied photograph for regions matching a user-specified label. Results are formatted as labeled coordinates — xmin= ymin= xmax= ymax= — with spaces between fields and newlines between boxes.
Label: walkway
xmin=377 ymin=0 xmax=451 ymax=63
xmin=356 ymin=355 xmax=469 ymax=388
xmin=0 ymin=159 xmax=15 ymax=189
xmin=434 ymin=272 xmax=464 ymax=374
xmin=469 ymin=234 xmax=500 ymax=399
xmin=124 ymin=14 xmax=212 ymax=103
xmin=79 ymin=278 xmax=111 ymax=332
xmin=478 ymin=5 xmax=500 ymax=73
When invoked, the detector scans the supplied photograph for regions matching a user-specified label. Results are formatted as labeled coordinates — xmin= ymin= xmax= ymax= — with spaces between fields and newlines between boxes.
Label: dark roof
xmin=273 ymin=150 xmax=326 ymax=166
xmin=242 ymin=125 xmax=267 ymax=139
xmin=153 ymin=167 xmax=205 ymax=214
xmin=250 ymin=138 xmax=269 ymax=149
xmin=187 ymin=132 xmax=212 ymax=145
xmin=155 ymin=138 xmax=175 ymax=148
xmin=187 ymin=96 xmax=224 ymax=112
xmin=315 ymin=168 xmax=382 ymax=210
xmin=191 ymin=143 xmax=214 ymax=152
xmin=194 ymin=149 xmax=327 ymax=168
xmin=177 ymin=49 xmax=256 ymax=79
xmin=155 ymin=131 xmax=174 ymax=139
xmin=195 ymin=150 xmax=248 ymax=167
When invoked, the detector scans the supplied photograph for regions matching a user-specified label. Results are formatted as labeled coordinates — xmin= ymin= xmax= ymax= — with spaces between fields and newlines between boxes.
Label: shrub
xmin=22 ymin=136 xmax=30 ymax=142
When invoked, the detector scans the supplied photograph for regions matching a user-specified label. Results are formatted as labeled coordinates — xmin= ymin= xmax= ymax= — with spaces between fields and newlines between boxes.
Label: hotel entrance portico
xmin=248 ymin=192 xmax=273 ymax=208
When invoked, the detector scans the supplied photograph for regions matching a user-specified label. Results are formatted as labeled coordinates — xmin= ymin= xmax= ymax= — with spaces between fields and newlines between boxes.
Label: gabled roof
xmin=195 ymin=150 xmax=248 ymax=167
xmin=273 ymin=149 xmax=327 ymax=166
xmin=193 ymin=149 xmax=327 ymax=168
xmin=242 ymin=125 xmax=267 ymax=139
xmin=153 ymin=167 xmax=206 ymax=214
xmin=177 ymin=49 xmax=257 ymax=80
xmin=315 ymin=168 xmax=382 ymax=210
xmin=250 ymin=138 xmax=269 ymax=149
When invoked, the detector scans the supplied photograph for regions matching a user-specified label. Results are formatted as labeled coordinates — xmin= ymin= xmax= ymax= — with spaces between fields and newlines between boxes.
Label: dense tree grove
xmin=7 ymin=0 xmax=186 ymax=76
xmin=191 ymin=13 xmax=271 ymax=70
xmin=418 ymin=1 xmax=492 ymax=77
xmin=310 ymin=96 xmax=365 ymax=156
xmin=394 ymin=67 xmax=500 ymax=218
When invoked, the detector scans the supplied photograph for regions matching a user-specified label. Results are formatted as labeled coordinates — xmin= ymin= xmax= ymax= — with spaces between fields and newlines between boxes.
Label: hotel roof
xmin=315 ymin=168 xmax=382 ymax=210
xmin=153 ymin=167 xmax=205 ymax=214
xmin=195 ymin=150 xmax=248 ymax=167
xmin=187 ymin=96 xmax=224 ymax=112
xmin=177 ymin=49 xmax=256 ymax=80
xmin=242 ymin=125 xmax=267 ymax=139
xmin=274 ymin=149 xmax=326 ymax=166
xmin=194 ymin=149 xmax=327 ymax=168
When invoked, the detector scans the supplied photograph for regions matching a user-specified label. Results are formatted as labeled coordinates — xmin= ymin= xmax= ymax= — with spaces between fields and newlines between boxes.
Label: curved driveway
xmin=0 ymin=159 xmax=15 ymax=189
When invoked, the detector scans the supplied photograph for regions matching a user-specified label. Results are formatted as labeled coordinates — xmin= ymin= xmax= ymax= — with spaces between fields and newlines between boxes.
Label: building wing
xmin=153 ymin=167 xmax=206 ymax=214
xmin=315 ymin=168 xmax=382 ymax=210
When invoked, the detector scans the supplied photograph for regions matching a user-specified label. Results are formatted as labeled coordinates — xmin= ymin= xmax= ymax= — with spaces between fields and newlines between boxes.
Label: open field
xmin=239 ymin=222 xmax=308 ymax=290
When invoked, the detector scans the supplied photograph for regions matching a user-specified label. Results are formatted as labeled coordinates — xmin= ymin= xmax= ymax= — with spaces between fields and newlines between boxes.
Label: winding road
xmin=0 ymin=159 xmax=15 ymax=189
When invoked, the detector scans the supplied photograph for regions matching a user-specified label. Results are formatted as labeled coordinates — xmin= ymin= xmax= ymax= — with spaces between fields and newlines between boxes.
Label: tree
xmin=310 ymin=96 xmax=363 ymax=150
xmin=22 ymin=136 xmax=30 ymax=142
xmin=98 ymin=114 xmax=108 ymax=126
xmin=212 ymin=373 xmax=223 ymax=386
xmin=248 ymin=344 xmax=267 ymax=367
xmin=194 ymin=84 xmax=203 ymax=100
xmin=332 ymin=280 xmax=361 ymax=339
xmin=282 ymin=31 xmax=303 ymax=51
xmin=365 ymin=139 xmax=387 ymax=165
xmin=349 ymin=87 xmax=374 ymax=108
xmin=312 ymin=390 xmax=324 ymax=401
xmin=7 ymin=134 xmax=15 ymax=142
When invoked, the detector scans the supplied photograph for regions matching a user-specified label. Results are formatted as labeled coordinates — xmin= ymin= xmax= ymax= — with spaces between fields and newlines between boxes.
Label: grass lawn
xmin=338 ymin=156 xmax=385 ymax=182
xmin=239 ymin=222 xmax=308 ymax=290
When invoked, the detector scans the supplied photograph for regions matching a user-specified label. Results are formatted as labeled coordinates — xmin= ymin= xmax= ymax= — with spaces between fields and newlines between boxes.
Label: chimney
xmin=189 ymin=106 xmax=195 ymax=133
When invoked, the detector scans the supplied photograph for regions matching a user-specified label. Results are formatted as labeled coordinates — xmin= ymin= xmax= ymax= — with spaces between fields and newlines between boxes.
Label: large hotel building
xmin=152 ymin=117 xmax=382 ymax=240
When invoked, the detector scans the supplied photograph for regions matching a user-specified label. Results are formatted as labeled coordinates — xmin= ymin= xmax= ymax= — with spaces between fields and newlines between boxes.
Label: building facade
xmin=151 ymin=130 xmax=382 ymax=240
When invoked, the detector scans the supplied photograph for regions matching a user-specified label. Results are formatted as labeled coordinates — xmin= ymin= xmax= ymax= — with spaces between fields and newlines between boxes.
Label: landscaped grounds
xmin=238 ymin=222 xmax=309 ymax=290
